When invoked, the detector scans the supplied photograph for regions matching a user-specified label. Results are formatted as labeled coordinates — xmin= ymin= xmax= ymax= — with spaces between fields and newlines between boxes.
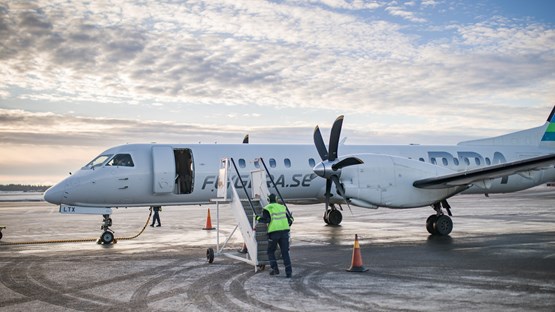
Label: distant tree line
xmin=0 ymin=184 xmax=51 ymax=192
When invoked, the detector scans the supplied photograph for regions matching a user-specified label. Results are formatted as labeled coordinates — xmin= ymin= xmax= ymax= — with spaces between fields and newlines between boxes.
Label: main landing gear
xmin=98 ymin=214 xmax=116 ymax=244
xmin=323 ymin=204 xmax=343 ymax=226
xmin=426 ymin=200 xmax=453 ymax=236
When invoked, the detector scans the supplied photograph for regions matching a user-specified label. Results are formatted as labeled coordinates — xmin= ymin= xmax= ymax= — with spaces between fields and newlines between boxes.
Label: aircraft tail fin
xmin=540 ymin=106 xmax=555 ymax=146
xmin=459 ymin=106 xmax=555 ymax=147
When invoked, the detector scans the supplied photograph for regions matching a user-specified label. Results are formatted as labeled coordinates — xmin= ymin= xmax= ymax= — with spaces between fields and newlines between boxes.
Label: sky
xmin=1 ymin=0 xmax=555 ymax=185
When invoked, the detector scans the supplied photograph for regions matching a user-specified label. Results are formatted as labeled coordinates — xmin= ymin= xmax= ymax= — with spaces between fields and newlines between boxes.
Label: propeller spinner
xmin=312 ymin=115 xmax=363 ymax=209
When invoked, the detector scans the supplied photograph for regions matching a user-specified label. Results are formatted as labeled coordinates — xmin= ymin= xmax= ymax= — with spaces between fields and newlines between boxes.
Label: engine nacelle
xmin=340 ymin=153 xmax=465 ymax=208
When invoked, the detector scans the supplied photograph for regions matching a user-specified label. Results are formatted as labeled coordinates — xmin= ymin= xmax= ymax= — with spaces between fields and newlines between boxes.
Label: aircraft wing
xmin=413 ymin=154 xmax=555 ymax=189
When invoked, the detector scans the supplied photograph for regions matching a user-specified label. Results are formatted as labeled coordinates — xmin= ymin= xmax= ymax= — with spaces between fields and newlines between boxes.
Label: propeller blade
xmin=331 ymin=156 xmax=364 ymax=171
xmin=313 ymin=125 xmax=328 ymax=161
xmin=331 ymin=175 xmax=345 ymax=197
xmin=328 ymin=115 xmax=344 ymax=161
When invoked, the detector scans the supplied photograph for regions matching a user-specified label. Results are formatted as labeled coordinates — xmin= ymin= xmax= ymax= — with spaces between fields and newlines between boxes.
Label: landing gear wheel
xmin=426 ymin=215 xmax=438 ymax=235
xmin=100 ymin=231 xmax=114 ymax=244
xmin=206 ymin=247 xmax=215 ymax=263
xmin=327 ymin=209 xmax=342 ymax=226
xmin=434 ymin=215 xmax=453 ymax=236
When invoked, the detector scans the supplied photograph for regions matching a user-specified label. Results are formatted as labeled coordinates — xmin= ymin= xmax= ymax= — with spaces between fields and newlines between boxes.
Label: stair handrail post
xmin=229 ymin=158 xmax=258 ymax=218
xmin=256 ymin=157 xmax=291 ymax=216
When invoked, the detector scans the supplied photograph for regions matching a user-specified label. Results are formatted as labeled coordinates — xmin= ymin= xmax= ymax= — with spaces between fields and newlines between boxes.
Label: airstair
xmin=208 ymin=158 xmax=290 ymax=271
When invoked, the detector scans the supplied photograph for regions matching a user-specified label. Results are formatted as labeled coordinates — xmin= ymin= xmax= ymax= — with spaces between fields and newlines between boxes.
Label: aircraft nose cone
xmin=313 ymin=162 xmax=326 ymax=178
xmin=44 ymin=184 xmax=63 ymax=205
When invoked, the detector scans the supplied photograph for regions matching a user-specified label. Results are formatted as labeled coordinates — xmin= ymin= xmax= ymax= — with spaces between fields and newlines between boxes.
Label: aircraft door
xmin=152 ymin=146 xmax=176 ymax=193
xmin=174 ymin=148 xmax=194 ymax=194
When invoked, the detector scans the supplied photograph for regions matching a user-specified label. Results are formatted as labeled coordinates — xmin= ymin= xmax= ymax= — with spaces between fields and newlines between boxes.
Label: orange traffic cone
xmin=203 ymin=208 xmax=216 ymax=230
xmin=346 ymin=234 xmax=368 ymax=272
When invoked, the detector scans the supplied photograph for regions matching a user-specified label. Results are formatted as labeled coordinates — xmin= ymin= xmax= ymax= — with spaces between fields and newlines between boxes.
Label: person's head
xmin=268 ymin=194 xmax=277 ymax=203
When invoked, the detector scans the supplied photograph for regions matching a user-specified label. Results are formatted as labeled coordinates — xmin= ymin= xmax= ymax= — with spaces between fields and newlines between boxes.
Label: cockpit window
xmin=106 ymin=154 xmax=134 ymax=167
xmin=84 ymin=154 xmax=113 ymax=169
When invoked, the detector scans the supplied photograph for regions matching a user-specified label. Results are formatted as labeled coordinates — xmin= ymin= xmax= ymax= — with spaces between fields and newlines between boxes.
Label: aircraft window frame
xmin=485 ymin=158 xmax=491 ymax=165
xmin=284 ymin=158 xmax=291 ymax=168
xmin=269 ymin=158 xmax=277 ymax=168
xmin=106 ymin=154 xmax=135 ymax=167
xmin=442 ymin=158 xmax=448 ymax=166
xmin=238 ymin=159 xmax=246 ymax=168
xmin=418 ymin=158 xmax=425 ymax=162
xmin=84 ymin=154 xmax=113 ymax=169
xmin=453 ymin=158 xmax=460 ymax=166
xmin=254 ymin=160 xmax=260 ymax=168
xmin=463 ymin=157 xmax=470 ymax=166
xmin=475 ymin=157 xmax=481 ymax=166
xmin=309 ymin=158 xmax=316 ymax=167
xmin=431 ymin=158 xmax=437 ymax=165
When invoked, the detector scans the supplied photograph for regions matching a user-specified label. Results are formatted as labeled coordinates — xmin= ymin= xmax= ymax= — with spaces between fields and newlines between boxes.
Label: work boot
xmin=286 ymin=273 xmax=292 ymax=278
xmin=269 ymin=268 xmax=280 ymax=276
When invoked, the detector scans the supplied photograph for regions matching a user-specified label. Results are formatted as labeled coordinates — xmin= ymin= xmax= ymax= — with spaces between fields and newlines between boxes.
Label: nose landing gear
xmin=98 ymin=214 xmax=116 ymax=244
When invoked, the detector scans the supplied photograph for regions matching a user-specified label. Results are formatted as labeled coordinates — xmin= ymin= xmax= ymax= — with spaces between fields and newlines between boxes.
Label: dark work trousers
xmin=267 ymin=230 xmax=292 ymax=275
xmin=151 ymin=209 xmax=161 ymax=226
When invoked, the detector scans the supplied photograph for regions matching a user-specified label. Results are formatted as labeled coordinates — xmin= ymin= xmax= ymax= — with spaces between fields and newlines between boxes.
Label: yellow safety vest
xmin=264 ymin=203 xmax=290 ymax=233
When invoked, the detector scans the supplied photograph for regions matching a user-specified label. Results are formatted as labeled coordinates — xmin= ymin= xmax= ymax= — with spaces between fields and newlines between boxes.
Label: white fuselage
xmin=44 ymin=142 xmax=555 ymax=209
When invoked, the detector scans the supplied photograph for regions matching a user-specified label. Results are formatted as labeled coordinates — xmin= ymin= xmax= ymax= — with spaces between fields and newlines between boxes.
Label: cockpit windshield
xmin=106 ymin=154 xmax=134 ymax=167
xmin=84 ymin=154 xmax=113 ymax=169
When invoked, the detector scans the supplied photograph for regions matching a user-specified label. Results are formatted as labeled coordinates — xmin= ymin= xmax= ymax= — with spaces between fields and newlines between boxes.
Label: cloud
xmin=385 ymin=5 xmax=427 ymax=23
xmin=1 ymin=0 xmax=550 ymax=120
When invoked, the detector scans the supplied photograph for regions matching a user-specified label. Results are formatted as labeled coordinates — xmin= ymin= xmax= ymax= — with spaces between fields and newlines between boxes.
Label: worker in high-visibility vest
xmin=257 ymin=194 xmax=294 ymax=278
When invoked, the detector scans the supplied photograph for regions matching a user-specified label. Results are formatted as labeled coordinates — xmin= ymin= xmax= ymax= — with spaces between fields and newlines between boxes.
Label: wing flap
xmin=413 ymin=154 xmax=555 ymax=189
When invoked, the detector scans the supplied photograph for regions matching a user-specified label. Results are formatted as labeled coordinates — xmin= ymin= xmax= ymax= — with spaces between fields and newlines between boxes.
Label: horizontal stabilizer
xmin=413 ymin=154 xmax=555 ymax=189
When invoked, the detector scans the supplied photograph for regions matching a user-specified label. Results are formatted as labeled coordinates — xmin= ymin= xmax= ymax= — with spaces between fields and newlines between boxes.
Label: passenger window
xmin=431 ymin=158 xmax=437 ymax=165
xmin=464 ymin=157 xmax=470 ymax=166
xmin=238 ymin=159 xmax=246 ymax=168
xmin=418 ymin=158 xmax=425 ymax=162
xmin=442 ymin=158 xmax=448 ymax=166
xmin=269 ymin=158 xmax=276 ymax=168
xmin=254 ymin=160 xmax=260 ymax=168
xmin=309 ymin=158 xmax=316 ymax=167
xmin=453 ymin=158 xmax=460 ymax=166
xmin=475 ymin=157 xmax=481 ymax=166
xmin=284 ymin=158 xmax=291 ymax=168
xmin=485 ymin=158 xmax=491 ymax=165
xmin=106 ymin=154 xmax=134 ymax=167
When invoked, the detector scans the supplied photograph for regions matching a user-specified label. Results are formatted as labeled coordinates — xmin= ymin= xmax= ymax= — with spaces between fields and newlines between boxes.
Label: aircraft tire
xmin=100 ymin=231 xmax=114 ymax=244
xmin=426 ymin=215 xmax=438 ymax=235
xmin=434 ymin=215 xmax=453 ymax=236
xmin=327 ymin=209 xmax=342 ymax=226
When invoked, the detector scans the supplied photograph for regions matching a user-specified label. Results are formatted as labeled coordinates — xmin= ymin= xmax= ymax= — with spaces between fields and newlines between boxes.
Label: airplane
xmin=44 ymin=106 xmax=555 ymax=244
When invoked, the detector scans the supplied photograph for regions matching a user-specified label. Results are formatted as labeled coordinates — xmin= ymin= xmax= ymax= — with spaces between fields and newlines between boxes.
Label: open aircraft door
xmin=152 ymin=146 xmax=176 ymax=193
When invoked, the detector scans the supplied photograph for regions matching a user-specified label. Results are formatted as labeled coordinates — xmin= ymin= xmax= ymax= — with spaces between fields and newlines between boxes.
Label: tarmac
xmin=0 ymin=187 xmax=554 ymax=311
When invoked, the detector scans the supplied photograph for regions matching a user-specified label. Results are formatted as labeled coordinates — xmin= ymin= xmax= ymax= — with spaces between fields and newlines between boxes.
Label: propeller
xmin=312 ymin=115 xmax=363 ymax=209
